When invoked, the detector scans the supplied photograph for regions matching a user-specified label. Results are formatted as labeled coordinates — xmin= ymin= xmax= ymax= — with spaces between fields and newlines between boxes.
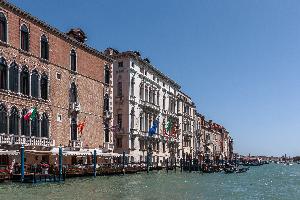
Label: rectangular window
xmin=140 ymin=85 xmax=144 ymax=100
xmin=117 ymin=138 xmax=122 ymax=148
xmin=117 ymin=114 xmax=122 ymax=129
xmin=105 ymin=128 xmax=109 ymax=143
xmin=145 ymin=87 xmax=148 ymax=102
xmin=140 ymin=114 xmax=144 ymax=131
xmin=130 ymin=113 xmax=134 ymax=129
xmin=117 ymin=81 xmax=122 ymax=96
xmin=57 ymin=114 xmax=62 ymax=122
xmin=118 ymin=61 xmax=123 ymax=67
xmin=131 ymin=138 xmax=135 ymax=149
xmin=56 ymin=72 xmax=61 ymax=80
xmin=145 ymin=114 xmax=148 ymax=132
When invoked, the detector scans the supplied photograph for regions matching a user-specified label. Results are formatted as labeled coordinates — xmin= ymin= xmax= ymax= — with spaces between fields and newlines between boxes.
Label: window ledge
xmin=70 ymin=70 xmax=78 ymax=75
xmin=39 ymin=57 xmax=49 ymax=64
xmin=0 ymin=40 xmax=8 ymax=47
xmin=19 ymin=49 xmax=31 ymax=56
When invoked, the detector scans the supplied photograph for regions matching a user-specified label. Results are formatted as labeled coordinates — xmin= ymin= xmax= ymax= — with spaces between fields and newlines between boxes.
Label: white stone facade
xmin=106 ymin=49 xmax=189 ymax=165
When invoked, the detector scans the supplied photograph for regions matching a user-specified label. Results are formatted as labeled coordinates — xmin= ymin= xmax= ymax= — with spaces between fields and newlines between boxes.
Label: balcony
xmin=69 ymin=102 xmax=81 ymax=113
xmin=103 ymin=111 xmax=112 ymax=119
xmin=69 ymin=140 xmax=83 ymax=148
xmin=183 ymin=131 xmax=193 ymax=137
xmin=0 ymin=134 xmax=55 ymax=147
xmin=140 ymin=100 xmax=160 ymax=112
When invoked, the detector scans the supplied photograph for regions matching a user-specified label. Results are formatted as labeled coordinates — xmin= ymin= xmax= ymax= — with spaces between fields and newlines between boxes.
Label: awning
xmin=25 ymin=150 xmax=53 ymax=155
xmin=99 ymin=152 xmax=124 ymax=157
xmin=63 ymin=150 xmax=94 ymax=156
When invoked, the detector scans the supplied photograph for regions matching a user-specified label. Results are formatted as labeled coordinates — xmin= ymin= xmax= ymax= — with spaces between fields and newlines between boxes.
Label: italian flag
xmin=24 ymin=107 xmax=37 ymax=121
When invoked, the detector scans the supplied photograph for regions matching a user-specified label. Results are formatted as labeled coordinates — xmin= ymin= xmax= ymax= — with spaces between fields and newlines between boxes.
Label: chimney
xmin=66 ymin=28 xmax=87 ymax=43
xmin=104 ymin=48 xmax=119 ymax=56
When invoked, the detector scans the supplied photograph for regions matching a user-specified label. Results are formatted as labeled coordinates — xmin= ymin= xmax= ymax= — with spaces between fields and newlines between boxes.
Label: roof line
xmin=1 ymin=0 xmax=113 ymax=62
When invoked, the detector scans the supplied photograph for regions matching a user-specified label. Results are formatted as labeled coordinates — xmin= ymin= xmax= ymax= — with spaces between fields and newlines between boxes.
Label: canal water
xmin=0 ymin=163 xmax=300 ymax=200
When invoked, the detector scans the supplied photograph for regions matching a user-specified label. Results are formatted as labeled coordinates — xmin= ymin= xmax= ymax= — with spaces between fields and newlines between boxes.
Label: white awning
xmin=25 ymin=150 xmax=53 ymax=155
xmin=99 ymin=152 xmax=124 ymax=157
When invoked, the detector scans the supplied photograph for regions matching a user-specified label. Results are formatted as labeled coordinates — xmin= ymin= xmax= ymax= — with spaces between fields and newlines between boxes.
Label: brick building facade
xmin=0 ymin=0 xmax=114 ymax=156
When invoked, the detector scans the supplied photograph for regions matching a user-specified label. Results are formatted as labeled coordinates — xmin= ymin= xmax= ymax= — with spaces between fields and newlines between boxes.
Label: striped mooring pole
xmin=93 ymin=149 xmax=97 ymax=177
xmin=20 ymin=145 xmax=25 ymax=182
xmin=59 ymin=145 xmax=63 ymax=181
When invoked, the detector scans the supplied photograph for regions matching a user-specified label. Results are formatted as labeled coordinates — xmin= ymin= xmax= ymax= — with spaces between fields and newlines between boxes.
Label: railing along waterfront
xmin=0 ymin=133 xmax=54 ymax=147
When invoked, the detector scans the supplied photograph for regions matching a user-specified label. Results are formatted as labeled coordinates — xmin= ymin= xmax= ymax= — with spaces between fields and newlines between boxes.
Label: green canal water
xmin=0 ymin=163 xmax=300 ymax=200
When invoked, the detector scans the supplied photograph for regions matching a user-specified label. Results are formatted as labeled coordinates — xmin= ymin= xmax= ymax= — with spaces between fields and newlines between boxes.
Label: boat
xmin=224 ymin=167 xmax=236 ymax=174
xmin=236 ymin=167 xmax=249 ymax=173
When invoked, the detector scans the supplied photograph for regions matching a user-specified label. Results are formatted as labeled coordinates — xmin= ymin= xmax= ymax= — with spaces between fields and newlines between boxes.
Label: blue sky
xmin=9 ymin=0 xmax=300 ymax=156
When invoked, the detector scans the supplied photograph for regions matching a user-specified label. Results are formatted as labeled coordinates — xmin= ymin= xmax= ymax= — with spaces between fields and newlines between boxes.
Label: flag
xmin=166 ymin=119 xmax=173 ymax=132
xmin=77 ymin=121 xmax=85 ymax=134
xmin=149 ymin=119 xmax=159 ymax=136
xmin=24 ymin=107 xmax=37 ymax=121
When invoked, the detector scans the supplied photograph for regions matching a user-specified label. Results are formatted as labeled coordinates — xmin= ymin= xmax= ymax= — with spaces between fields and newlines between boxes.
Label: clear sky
xmin=8 ymin=0 xmax=300 ymax=156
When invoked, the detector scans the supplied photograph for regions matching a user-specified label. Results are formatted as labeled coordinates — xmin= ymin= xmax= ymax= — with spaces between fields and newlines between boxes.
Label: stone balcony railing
xmin=103 ymin=142 xmax=114 ymax=152
xmin=140 ymin=100 xmax=160 ymax=112
xmin=69 ymin=140 xmax=83 ymax=148
xmin=0 ymin=133 xmax=55 ymax=147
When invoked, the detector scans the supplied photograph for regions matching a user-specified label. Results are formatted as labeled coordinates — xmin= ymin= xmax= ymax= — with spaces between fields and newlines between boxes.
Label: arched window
xmin=40 ymin=73 xmax=48 ymax=100
xmin=21 ymin=109 xmax=29 ymax=136
xmin=9 ymin=62 xmax=19 ymax=92
xmin=31 ymin=69 xmax=39 ymax=98
xmin=104 ymin=93 xmax=109 ymax=111
xmin=104 ymin=122 xmax=109 ymax=143
xmin=31 ymin=112 xmax=39 ymax=137
xmin=9 ymin=106 xmax=19 ymax=135
xmin=0 ymin=12 xmax=7 ymax=43
xmin=0 ymin=57 xmax=7 ymax=90
xmin=20 ymin=24 xmax=29 ymax=51
xmin=40 ymin=35 xmax=49 ymax=60
xmin=117 ymin=81 xmax=122 ymax=96
xmin=70 ymin=49 xmax=76 ymax=71
xmin=71 ymin=114 xmax=77 ymax=140
xmin=41 ymin=113 xmax=49 ymax=138
xmin=20 ymin=66 xmax=29 ymax=95
xmin=70 ymin=82 xmax=77 ymax=103
xmin=104 ymin=65 xmax=110 ymax=84
xmin=0 ymin=104 xmax=7 ymax=134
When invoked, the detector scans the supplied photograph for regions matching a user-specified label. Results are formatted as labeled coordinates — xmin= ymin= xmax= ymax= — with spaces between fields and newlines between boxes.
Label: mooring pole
xmin=174 ymin=157 xmax=177 ymax=172
xmin=166 ymin=158 xmax=169 ymax=173
xmin=189 ymin=158 xmax=192 ymax=173
xmin=180 ymin=158 xmax=183 ymax=172
xmin=122 ymin=151 xmax=126 ymax=175
xmin=147 ymin=147 xmax=150 ymax=173
xmin=94 ymin=149 xmax=97 ymax=177
xmin=59 ymin=145 xmax=63 ymax=181
xmin=20 ymin=145 xmax=25 ymax=182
